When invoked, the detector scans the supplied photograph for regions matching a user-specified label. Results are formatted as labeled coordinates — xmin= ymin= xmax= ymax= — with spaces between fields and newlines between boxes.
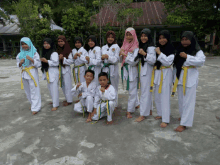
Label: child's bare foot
xmin=127 ymin=112 xmax=132 ymax=118
xmin=155 ymin=116 xmax=162 ymax=120
xmin=135 ymin=105 xmax=140 ymax=109
xmin=174 ymin=125 xmax=186 ymax=132
xmin=150 ymin=110 xmax=152 ymax=115
xmin=51 ymin=107 xmax=58 ymax=111
xmin=160 ymin=122 xmax=168 ymax=128
xmin=135 ymin=116 xmax=145 ymax=122
xmin=32 ymin=111 xmax=38 ymax=115
xmin=86 ymin=118 xmax=92 ymax=122
xmin=178 ymin=117 xmax=181 ymax=121
xmin=63 ymin=102 xmax=72 ymax=106
xmin=49 ymin=102 xmax=53 ymax=105
xmin=86 ymin=113 xmax=92 ymax=123
xmin=107 ymin=121 xmax=113 ymax=124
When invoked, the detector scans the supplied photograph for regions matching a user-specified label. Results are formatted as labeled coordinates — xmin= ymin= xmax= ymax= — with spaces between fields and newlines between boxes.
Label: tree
xmin=13 ymin=0 xmax=64 ymax=52
xmin=161 ymin=0 xmax=220 ymax=38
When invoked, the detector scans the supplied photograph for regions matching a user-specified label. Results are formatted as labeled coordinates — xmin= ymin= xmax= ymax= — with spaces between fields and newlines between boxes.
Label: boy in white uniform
xmin=71 ymin=70 xmax=97 ymax=122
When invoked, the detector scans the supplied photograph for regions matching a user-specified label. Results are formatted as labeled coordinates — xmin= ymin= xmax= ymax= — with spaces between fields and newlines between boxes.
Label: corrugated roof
xmin=0 ymin=15 xmax=63 ymax=35
xmin=91 ymin=1 xmax=167 ymax=27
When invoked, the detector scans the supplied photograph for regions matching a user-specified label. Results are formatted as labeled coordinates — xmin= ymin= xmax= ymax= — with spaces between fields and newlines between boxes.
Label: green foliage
xmin=161 ymin=0 xmax=220 ymax=37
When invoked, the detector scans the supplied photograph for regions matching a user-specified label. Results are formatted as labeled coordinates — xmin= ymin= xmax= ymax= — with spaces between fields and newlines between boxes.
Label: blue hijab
xmin=19 ymin=37 xmax=37 ymax=67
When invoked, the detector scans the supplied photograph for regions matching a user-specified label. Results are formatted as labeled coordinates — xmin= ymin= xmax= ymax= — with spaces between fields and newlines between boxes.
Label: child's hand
xmin=73 ymin=53 xmax=78 ymax=59
xmin=180 ymin=52 xmax=187 ymax=59
xmin=76 ymin=83 xmax=81 ymax=89
xmin=41 ymin=58 xmax=48 ymax=63
xmin=119 ymin=49 xmax=124 ymax=56
xmin=26 ymin=55 xmax=31 ymax=60
xmin=155 ymin=47 xmax=161 ymax=55
xmin=100 ymin=87 xmax=105 ymax=93
xmin=85 ymin=56 xmax=90 ymax=63
xmin=139 ymin=49 xmax=147 ymax=56
xmin=59 ymin=54 xmax=64 ymax=60
xmin=20 ymin=58 xmax=25 ymax=64
xmin=78 ymin=93 xmax=82 ymax=98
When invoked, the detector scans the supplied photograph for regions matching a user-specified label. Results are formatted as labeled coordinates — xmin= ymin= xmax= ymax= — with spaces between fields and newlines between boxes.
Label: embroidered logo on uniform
xmin=112 ymin=48 xmax=115 ymax=52
xmin=93 ymin=50 xmax=96 ymax=54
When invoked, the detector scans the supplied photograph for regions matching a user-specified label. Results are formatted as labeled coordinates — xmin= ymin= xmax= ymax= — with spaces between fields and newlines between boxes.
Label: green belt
xmin=121 ymin=63 xmax=129 ymax=91
xmin=101 ymin=63 xmax=112 ymax=84
xmin=88 ymin=65 xmax=95 ymax=70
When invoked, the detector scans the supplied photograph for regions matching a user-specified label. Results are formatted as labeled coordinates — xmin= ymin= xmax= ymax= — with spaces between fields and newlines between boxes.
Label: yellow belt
xmin=46 ymin=71 xmax=50 ymax=83
xmin=73 ymin=63 xmax=85 ymax=84
xmin=150 ymin=65 xmax=171 ymax=93
xmin=171 ymin=66 xmax=196 ymax=97
xmin=21 ymin=66 xmax=37 ymax=90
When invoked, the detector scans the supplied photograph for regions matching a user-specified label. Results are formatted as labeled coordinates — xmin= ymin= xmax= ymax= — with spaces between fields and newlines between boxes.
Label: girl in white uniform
xmin=57 ymin=35 xmax=73 ymax=106
xmin=41 ymin=38 xmax=59 ymax=111
xmin=173 ymin=31 xmax=206 ymax=132
xmin=134 ymin=28 xmax=156 ymax=122
xmin=72 ymin=37 xmax=88 ymax=84
xmin=101 ymin=31 xmax=120 ymax=108
xmin=92 ymin=72 xmax=116 ymax=124
xmin=85 ymin=35 xmax=102 ymax=86
xmin=153 ymin=30 xmax=175 ymax=128
xmin=16 ymin=37 xmax=41 ymax=115
xmin=120 ymin=27 xmax=140 ymax=119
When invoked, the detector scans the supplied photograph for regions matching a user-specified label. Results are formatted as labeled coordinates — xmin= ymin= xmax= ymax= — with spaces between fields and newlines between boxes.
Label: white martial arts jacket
xmin=72 ymin=47 xmax=88 ymax=73
xmin=87 ymin=46 xmax=102 ymax=71
xmin=62 ymin=53 xmax=74 ymax=74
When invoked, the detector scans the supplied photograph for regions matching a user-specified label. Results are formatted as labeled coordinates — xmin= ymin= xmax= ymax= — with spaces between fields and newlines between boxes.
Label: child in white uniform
xmin=91 ymin=72 xmax=116 ymax=124
xmin=16 ymin=37 xmax=41 ymax=115
xmin=173 ymin=31 xmax=206 ymax=132
xmin=101 ymin=31 xmax=120 ymax=108
xmin=71 ymin=70 xmax=97 ymax=122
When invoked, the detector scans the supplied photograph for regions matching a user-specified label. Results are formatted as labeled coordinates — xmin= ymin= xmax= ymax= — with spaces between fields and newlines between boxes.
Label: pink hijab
xmin=121 ymin=27 xmax=139 ymax=66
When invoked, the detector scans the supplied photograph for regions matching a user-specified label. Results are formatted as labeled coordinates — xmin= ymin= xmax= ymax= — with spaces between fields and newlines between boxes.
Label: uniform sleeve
xmin=48 ymin=52 xmax=59 ymax=67
xmin=63 ymin=52 xmax=74 ymax=65
xmin=16 ymin=53 xmax=21 ymax=68
xmin=32 ymin=52 xmax=42 ymax=68
xmin=102 ymin=86 xmax=116 ymax=101
xmin=89 ymin=48 xmax=102 ymax=66
xmin=144 ymin=46 xmax=156 ymax=65
xmin=79 ymin=49 xmax=88 ymax=63
xmin=157 ymin=53 xmax=174 ymax=66
xmin=94 ymin=87 xmax=101 ymax=108
xmin=184 ymin=50 xmax=206 ymax=67
xmin=71 ymin=85 xmax=82 ymax=96
xmin=125 ymin=48 xmax=139 ymax=66
xmin=82 ymin=84 xmax=97 ymax=98
xmin=107 ymin=46 xmax=120 ymax=64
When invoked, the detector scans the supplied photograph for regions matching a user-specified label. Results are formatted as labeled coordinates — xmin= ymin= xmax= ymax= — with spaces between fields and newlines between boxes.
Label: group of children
xmin=16 ymin=27 xmax=206 ymax=132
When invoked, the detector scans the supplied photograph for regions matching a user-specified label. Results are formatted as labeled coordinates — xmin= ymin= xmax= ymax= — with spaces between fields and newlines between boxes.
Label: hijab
xmin=121 ymin=27 xmax=139 ymax=66
xmin=57 ymin=35 xmax=72 ymax=67
xmin=19 ymin=37 xmax=37 ymax=67
xmin=74 ymin=37 xmax=83 ymax=51
xmin=154 ymin=30 xmax=175 ymax=69
xmin=135 ymin=28 xmax=154 ymax=66
xmin=41 ymin=38 xmax=55 ymax=73
xmin=174 ymin=31 xmax=201 ymax=79
xmin=106 ymin=30 xmax=116 ymax=48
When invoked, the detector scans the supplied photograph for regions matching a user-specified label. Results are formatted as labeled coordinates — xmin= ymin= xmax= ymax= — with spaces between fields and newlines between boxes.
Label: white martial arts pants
xmin=92 ymin=101 xmax=115 ymax=122
xmin=47 ymin=78 xmax=59 ymax=108
xmin=22 ymin=78 xmax=41 ymax=112
xmin=73 ymin=68 xmax=85 ymax=85
xmin=62 ymin=72 xmax=73 ymax=103
xmin=154 ymin=81 xmax=172 ymax=123
xmin=177 ymin=84 xmax=197 ymax=127
xmin=127 ymin=77 xmax=140 ymax=113
xmin=140 ymin=75 xmax=152 ymax=116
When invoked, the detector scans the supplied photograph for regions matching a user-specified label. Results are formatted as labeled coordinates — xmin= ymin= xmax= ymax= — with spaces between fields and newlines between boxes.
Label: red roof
xmin=91 ymin=1 xmax=167 ymax=27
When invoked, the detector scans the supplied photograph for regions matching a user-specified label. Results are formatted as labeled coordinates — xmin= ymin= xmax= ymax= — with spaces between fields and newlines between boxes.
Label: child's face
xmin=141 ymin=33 xmax=148 ymax=43
xmin=88 ymin=39 xmax=95 ymax=48
xmin=107 ymin=34 xmax=115 ymax=44
xmin=99 ymin=76 xmax=108 ymax=87
xmin=126 ymin=32 xmax=133 ymax=43
xmin=84 ymin=72 xmax=94 ymax=83
xmin=181 ymin=37 xmax=191 ymax=47
xmin=21 ymin=42 xmax=29 ymax=50
xmin=43 ymin=41 xmax=51 ymax=49
xmin=75 ymin=41 xmax=82 ymax=49
xmin=58 ymin=39 xmax=65 ymax=47
xmin=159 ymin=35 xmax=168 ymax=46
